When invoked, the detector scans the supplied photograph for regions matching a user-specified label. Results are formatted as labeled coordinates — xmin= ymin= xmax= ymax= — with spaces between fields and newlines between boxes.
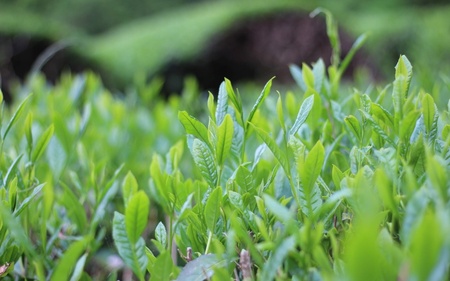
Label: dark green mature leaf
xmin=289 ymin=95 xmax=314 ymax=136
xmin=179 ymin=111 xmax=211 ymax=148
xmin=205 ymin=187 xmax=222 ymax=232
xmin=246 ymin=77 xmax=274 ymax=131
xmin=176 ymin=254 xmax=225 ymax=281
xmin=113 ymin=212 xmax=147 ymax=280
xmin=31 ymin=124 xmax=54 ymax=163
xmin=216 ymin=114 xmax=234 ymax=166
xmin=260 ymin=236 xmax=296 ymax=281
xmin=191 ymin=139 xmax=217 ymax=188
xmin=125 ymin=191 xmax=150 ymax=244
xmin=51 ymin=237 xmax=90 ymax=281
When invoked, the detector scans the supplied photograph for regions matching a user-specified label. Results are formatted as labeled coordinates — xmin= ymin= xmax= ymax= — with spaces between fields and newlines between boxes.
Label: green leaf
xmin=215 ymin=82 xmax=228 ymax=125
xmin=344 ymin=115 xmax=362 ymax=144
xmin=13 ymin=183 xmax=44 ymax=217
xmin=250 ymin=124 xmax=289 ymax=176
xmin=299 ymin=141 xmax=325 ymax=193
xmin=399 ymin=110 xmax=420 ymax=141
xmin=70 ymin=253 xmax=88 ymax=281
xmin=246 ymin=77 xmax=274 ymax=131
xmin=425 ymin=153 xmax=448 ymax=201
xmin=125 ymin=191 xmax=150 ymax=244
xmin=422 ymin=93 xmax=436 ymax=134
xmin=263 ymin=194 xmax=292 ymax=222
xmin=289 ymin=64 xmax=306 ymax=92
xmin=207 ymin=92 xmax=216 ymax=123
xmin=51 ymin=237 xmax=89 ymax=281
xmin=360 ymin=110 xmax=396 ymax=146
xmin=149 ymin=251 xmax=174 ymax=281
xmin=340 ymin=33 xmax=367 ymax=75
xmin=122 ymin=171 xmax=138 ymax=206
xmin=394 ymin=55 xmax=413 ymax=88
xmin=191 ymin=139 xmax=217 ymax=188
xmin=155 ymin=222 xmax=167 ymax=249
xmin=235 ymin=165 xmax=254 ymax=193
xmin=224 ymin=78 xmax=243 ymax=122
xmin=179 ymin=111 xmax=211 ymax=148
xmin=289 ymin=95 xmax=314 ymax=136
xmin=113 ymin=212 xmax=147 ymax=280
xmin=302 ymin=63 xmax=315 ymax=89
xmin=176 ymin=254 xmax=225 ymax=281
xmin=204 ymin=187 xmax=222 ymax=232
xmin=31 ymin=124 xmax=54 ymax=163
xmin=3 ymin=94 xmax=32 ymax=140
xmin=260 ymin=236 xmax=296 ymax=281
xmin=216 ymin=114 xmax=234 ymax=166
xmin=392 ymin=55 xmax=413 ymax=129
xmin=4 ymin=154 xmax=23 ymax=187
xmin=60 ymin=183 xmax=88 ymax=232
xmin=312 ymin=59 xmax=325 ymax=93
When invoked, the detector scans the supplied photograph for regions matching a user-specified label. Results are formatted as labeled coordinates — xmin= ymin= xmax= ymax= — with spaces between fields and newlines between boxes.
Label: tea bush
xmin=0 ymin=11 xmax=449 ymax=281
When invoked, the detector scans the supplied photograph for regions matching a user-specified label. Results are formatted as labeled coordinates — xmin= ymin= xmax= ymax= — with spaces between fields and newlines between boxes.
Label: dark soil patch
xmin=159 ymin=11 xmax=382 ymax=95
xmin=0 ymin=11 xmax=382 ymax=101
xmin=0 ymin=35 xmax=92 ymax=102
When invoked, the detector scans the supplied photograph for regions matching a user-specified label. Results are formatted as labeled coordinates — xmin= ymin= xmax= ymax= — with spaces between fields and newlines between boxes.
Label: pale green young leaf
xmin=207 ymin=92 xmax=216 ymax=123
xmin=24 ymin=112 xmax=33 ymax=153
xmin=312 ymin=58 xmax=325 ymax=93
xmin=205 ymin=186 xmax=222 ymax=232
xmin=31 ymin=124 xmax=54 ymax=163
xmin=4 ymin=154 xmax=23 ymax=187
xmin=250 ymin=124 xmax=289 ymax=176
xmin=289 ymin=64 xmax=306 ymax=92
xmin=113 ymin=212 xmax=147 ymax=280
xmin=276 ymin=92 xmax=286 ymax=133
xmin=408 ymin=209 xmax=446 ymax=281
xmin=216 ymin=114 xmax=234 ymax=166
xmin=302 ymin=63 xmax=315 ymax=89
xmin=263 ymin=194 xmax=292 ymax=222
xmin=3 ymin=94 xmax=32 ymax=140
xmin=289 ymin=95 xmax=314 ymax=136
xmin=60 ymin=182 xmax=88 ymax=232
xmin=360 ymin=110 xmax=396 ymax=146
xmin=122 ymin=171 xmax=138 ymax=206
xmin=224 ymin=78 xmax=242 ymax=120
xmin=246 ymin=77 xmax=274 ymax=131
xmin=215 ymin=82 xmax=228 ymax=125
xmin=425 ymin=153 xmax=448 ymax=201
xmin=149 ymin=251 xmax=174 ymax=281
xmin=260 ymin=236 xmax=296 ymax=281
xmin=399 ymin=110 xmax=420 ymax=141
xmin=179 ymin=111 xmax=211 ymax=147
xmin=235 ymin=165 xmax=254 ymax=192
xmin=395 ymin=55 xmax=413 ymax=88
xmin=371 ymin=103 xmax=394 ymax=129
xmin=51 ymin=237 xmax=89 ymax=281
xmin=422 ymin=93 xmax=436 ymax=134
xmin=374 ymin=168 xmax=397 ymax=216
xmin=310 ymin=8 xmax=340 ymax=66
xmin=299 ymin=141 xmax=325 ymax=194
xmin=92 ymin=180 xmax=120 ymax=228
xmin=229 ymin=121 xmax=244 ymax=163
xmin=344 ymin=115 xmax=362 ymax=144
xmin=46 ymin=136 xmax=67 ymax=179
xmin=176 ymin=254 xmax=224 ymax=281
xmin=69 ymin=253 xmax=88 ymax=281
xmin=13 ymin=183 xmax=44 ymax=217
xmin=125 ymin=191 xmax=150 ymax=244
xmin=155 ymin=221 xmax=167 ymax=249
xmin=191 ymin=139 xmax=217 ymax=188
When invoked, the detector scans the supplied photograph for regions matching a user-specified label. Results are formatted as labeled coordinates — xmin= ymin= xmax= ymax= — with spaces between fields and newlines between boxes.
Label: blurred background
xmin=1 ymin=0 xmax=449 ymax=100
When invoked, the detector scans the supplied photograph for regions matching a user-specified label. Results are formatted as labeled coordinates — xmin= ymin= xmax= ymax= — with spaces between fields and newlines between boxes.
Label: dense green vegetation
xmin=0 ymin=9 xmax=450 ymax=280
